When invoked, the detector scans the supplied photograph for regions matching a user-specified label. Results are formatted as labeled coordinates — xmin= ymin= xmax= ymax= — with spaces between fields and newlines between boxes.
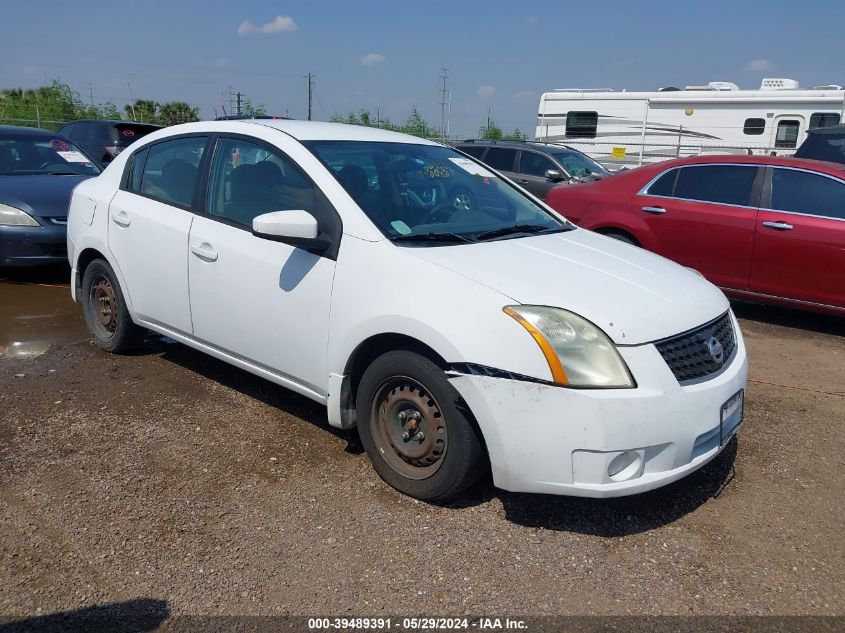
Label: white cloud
xmin=514 ymin=90 xmax=536 ymax=100
xmin=477 ymin=85 xmax=496 ymax=98
xmin=525 ymin=15 xmax=537 ymax=24
xmin=745 ymin=59 xmax=774 ymax=72
xmin=238 ymin=15 xmax=298 ymax=36
xmin=361 ymin=53 xmax=386 ymax=66
xmin=216 ymin=58 xmax=233 ymax=69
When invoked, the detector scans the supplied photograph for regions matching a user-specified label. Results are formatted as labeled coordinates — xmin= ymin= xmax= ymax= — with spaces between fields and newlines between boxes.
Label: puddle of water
xmin=0 ymin=273 xmax=88 ymax=359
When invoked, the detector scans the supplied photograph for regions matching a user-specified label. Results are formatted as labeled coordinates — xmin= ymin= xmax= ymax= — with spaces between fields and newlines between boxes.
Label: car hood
xmin=0 ymin=174 xmax=93 ymax=218
xmin=406 ymin=228 xmax=729 ymax=345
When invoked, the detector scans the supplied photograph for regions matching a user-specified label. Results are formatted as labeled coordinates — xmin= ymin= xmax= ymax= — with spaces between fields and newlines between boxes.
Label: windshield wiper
xmin=475 ymin=224 xmax=569 ymax=241
xmin=391 ymin=232 xmax=475 ymax=244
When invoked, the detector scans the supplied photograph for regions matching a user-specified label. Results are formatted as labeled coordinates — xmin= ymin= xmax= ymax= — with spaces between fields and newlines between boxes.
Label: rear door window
xmin=673 ymin=165 xmax=758 ymax=206
xmin=137 ymin=136 xmax=208 ymax=208
xmin=770 ymin=168 xmax=845 ymax=220
xmin=484 ymin=147 xmax=517 ymax=171
xmin=647 ymin=169 xmax=678 ymax=196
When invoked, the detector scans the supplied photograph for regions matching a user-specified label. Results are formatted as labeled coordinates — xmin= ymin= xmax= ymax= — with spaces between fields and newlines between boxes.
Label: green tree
xmin=479 ymin=119 xmax=504 ymax=140
xmin=158 ymin=101 xmax=200 ymax=125
xmin=125 ymin=99 xmax=159 ymax=124
xmin=241 ymin=100 xmax=266 ymax=117
xmin=0 ymin=81 xmax=118 ymax=130
xmin=400 ymin=106 xmax=435 ymax=138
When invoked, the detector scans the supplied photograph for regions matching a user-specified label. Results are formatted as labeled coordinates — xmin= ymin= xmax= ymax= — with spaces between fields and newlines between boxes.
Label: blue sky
xmin=1 ymin=0 xmax=842 ymax=136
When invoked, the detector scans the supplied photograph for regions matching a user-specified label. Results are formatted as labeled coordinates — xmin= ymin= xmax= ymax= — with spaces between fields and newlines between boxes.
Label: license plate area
xmin=720 ymin=389 xmax=744 ymax=445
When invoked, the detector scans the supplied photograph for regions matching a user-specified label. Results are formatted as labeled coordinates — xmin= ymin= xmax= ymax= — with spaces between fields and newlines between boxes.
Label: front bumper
xmin=449 ymin=315 xmax=748 ymax=497
xmin=0 ymin=223 xmax=67 ymax=267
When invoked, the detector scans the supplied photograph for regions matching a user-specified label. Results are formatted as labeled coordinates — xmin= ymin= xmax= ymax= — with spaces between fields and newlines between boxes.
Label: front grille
xmin=655 ymin=312 xmax=736 ymax=383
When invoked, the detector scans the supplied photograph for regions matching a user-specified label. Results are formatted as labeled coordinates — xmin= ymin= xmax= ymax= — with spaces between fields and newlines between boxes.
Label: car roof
xmin=640 ymin=154 xmax=845 ymax=174
xmin=0 ymin=125 xmax=62 ymax=137
xmin=456 ymin=139 xmax=577 ymax=152
xmin=807 ymin=124 xmax=845 ymax=135
xmin=152 ymin=119 xmax=441 ymax=145
xmin=62 ymin=119 xmax=162 ymax=128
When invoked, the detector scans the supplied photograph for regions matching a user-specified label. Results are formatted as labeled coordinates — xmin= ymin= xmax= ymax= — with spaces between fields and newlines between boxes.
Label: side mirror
xmin=545 ymin=169 xmax=563 ymax=182
xmin=252 ymin=210 xmax=330 ymax=252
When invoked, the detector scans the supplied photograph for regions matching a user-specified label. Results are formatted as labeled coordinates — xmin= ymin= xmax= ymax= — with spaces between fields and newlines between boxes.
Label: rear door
xmin=107 ymin=135 xmax=209 ymax=333
xmin=482 ymin=147 xmax=518 ymax=182
xmin=515 ymin=150 xmax=560 ymax=200
xmin=750 ymin=166 xmax=845 ymax=308
xmin=633 ymin=164 xmax=762 ymax=290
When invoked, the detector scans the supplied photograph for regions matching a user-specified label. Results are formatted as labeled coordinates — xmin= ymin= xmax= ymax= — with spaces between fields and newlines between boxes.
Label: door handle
xmin=641 ymin=206 xmax=666 ymax=214
xmin=762 ymin=221 xmax=793 ymax=231
xmin=190 ymin=243 xmax=218 ymax=261
xmin=518 ymin=179 xmax=529 ymax=184
xmin=110 ymin=210 xmax=131 ymax=227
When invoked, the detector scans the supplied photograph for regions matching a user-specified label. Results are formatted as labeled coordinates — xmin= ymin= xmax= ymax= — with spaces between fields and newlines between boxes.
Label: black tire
xmin=600 ymin=230 xmax=638 ymax=246
xmin=356 ymin=350 xmax=485 ymax=501
xmin=81 ymin=259 xmax=145 ymax=353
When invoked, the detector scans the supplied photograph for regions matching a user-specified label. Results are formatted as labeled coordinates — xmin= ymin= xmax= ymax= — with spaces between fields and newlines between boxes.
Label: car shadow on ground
xmin=0 ymin=264 xmax=72 ymax=287
xmin=149 ymin=338 xmax=364 ymax=454
xmin=149 ymin=337 xmax=739 ymax=536
xmin=730 ymin=299 xmax=844 ymax=337
xmin=0 ymin=598 xmax=169 ymax=633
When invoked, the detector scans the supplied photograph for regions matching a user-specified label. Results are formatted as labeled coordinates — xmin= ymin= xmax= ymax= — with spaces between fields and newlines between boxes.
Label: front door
xmin=107 ymin=135 xmax=209 ymax=334
xmin=750 ymin=166 xmax=845 ymax=309
xmin=633 ymin=164 xmax=761 ymax=290
xmin=515 ymin=150 xmax=560 ymax=200
xmin=187 ymin=135 xmax=338 ymax=395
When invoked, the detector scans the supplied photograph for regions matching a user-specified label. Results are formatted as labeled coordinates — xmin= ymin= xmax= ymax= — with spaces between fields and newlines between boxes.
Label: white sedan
xmin=67 ymin=120 xmax=747 ymax=501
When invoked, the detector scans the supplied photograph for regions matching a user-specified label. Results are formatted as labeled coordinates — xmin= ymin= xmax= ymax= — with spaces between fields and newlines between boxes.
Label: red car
xmin=546 ymin=155 xmax=845 ymax=316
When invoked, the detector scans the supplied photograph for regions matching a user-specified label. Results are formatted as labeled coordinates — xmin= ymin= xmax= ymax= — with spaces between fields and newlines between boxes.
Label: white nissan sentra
xmin=67 ymin=120 xmax=747 ymax=501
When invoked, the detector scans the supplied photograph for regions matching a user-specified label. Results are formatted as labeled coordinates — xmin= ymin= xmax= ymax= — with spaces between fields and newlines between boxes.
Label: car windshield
xmin=0 ymin=134 xmax=100 ymax=176
xmin=551 ymin=150 xmax=608 ymax=179
xmin=305 ymin=141 xmax=571 ymax=244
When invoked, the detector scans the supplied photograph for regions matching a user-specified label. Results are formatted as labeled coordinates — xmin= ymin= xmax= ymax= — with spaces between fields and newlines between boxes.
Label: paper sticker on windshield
xmin=57 ymin=151 xmax=91 ymax=163
xmin=50 ymin=139 xmax=71 ymax=152
xmin=448 ymin=157 xmax=496 ymax=178
xmin=391 ymin=220 xmax=412 ymax=235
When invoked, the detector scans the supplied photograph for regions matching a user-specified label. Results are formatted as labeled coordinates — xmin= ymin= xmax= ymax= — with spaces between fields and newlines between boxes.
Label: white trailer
xmin=535 ymin=78 xmax=845 ymax=167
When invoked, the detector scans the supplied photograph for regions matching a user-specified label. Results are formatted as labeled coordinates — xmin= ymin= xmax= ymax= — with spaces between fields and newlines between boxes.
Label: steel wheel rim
xmin=370 ymin=376 xmax=448 ymax=480
xmin=89 ymin=275 xmax=117 ymax=334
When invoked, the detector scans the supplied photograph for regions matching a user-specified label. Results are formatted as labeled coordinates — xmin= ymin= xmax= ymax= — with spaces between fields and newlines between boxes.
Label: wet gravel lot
xmin=1 ymin=266 xmax=843 ymax=620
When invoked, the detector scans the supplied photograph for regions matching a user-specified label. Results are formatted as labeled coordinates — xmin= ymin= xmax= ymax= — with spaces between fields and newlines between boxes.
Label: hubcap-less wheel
xmin=90 ymin=276 xmax=117 ymax=333
xmin=371 ymin=377 xmax=448 ymax=480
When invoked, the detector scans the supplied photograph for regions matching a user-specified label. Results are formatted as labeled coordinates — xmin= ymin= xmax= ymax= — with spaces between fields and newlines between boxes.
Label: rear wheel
xmin=356 ymin=351 xmax=484 ymax=501
xmin=81 ymin=259 xmax=145 ymax=353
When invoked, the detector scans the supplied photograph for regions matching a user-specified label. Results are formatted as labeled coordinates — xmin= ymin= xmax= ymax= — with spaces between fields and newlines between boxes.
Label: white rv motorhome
xmin=535 ymin=78 xmax=845 ymax=167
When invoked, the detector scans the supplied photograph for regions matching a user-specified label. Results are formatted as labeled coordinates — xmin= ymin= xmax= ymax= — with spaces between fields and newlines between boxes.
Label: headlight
xmin=0 ymin=203 xmax=39 ymax=227
xmin=504 ymin=305 xmax=634 ymax=388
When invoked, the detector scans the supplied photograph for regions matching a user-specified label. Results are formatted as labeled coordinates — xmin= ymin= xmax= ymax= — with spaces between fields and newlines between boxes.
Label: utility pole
xmin=439 ymin=68 xmax=449 ymax=141
xmin=127 ymin=83 xmax=136 ymax=121
xmin=305 ymin=73 xmax=314 ymax=121
xmin=487 ymin=107 xmax=492 ymax=135
xmin=236 ymin=91 xmax=243 ymax=116
xmin=87 ymin=82 xmax=94 ymax=107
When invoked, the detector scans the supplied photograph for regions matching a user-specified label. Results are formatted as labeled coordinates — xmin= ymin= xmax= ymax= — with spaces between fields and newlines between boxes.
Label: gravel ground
xmin=1 ymin=267 xmax=843 ymax=622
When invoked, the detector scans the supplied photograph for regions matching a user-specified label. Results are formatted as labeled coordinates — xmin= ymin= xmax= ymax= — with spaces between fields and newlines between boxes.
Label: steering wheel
xmin=416 ymin=187 xmax=478 ymax=225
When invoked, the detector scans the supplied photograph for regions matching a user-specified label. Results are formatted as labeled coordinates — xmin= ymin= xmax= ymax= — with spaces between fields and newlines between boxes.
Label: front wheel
xmin=81 ymin=259 xmax=145 ymax=353
xmin=356 ymin=351 xmax=485 ymax=501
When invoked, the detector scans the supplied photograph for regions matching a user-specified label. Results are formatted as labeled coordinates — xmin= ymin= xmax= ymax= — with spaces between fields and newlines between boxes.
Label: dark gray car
xmin=455 ymin=140 xmax=610 ymax=200
xmin=58 ymin=119 xmax=161 ymax=169
xmin=794 ymin=124 xmax=845 ymax=166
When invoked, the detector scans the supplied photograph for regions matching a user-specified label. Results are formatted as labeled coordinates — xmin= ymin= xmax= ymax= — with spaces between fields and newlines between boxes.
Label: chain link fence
xmin=541 ymin=139 xmax=794 ymax=170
